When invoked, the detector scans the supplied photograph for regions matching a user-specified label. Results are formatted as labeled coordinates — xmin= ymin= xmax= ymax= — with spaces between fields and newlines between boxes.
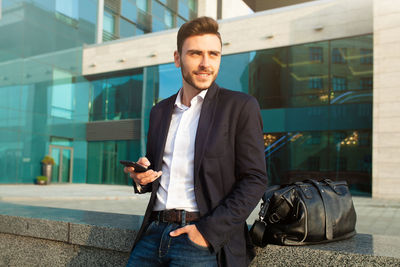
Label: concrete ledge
xmin=0 ymin=203 xmax=142 ymax=252
xmin=251 ymin=234 xmax=400 ymax=266
xmin=1 ymin=203 xmax=400 ymax=266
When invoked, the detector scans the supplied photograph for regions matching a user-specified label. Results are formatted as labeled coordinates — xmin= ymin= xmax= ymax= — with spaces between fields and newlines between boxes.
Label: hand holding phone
xmin=119 ymin=160 xmax=148 ymax=173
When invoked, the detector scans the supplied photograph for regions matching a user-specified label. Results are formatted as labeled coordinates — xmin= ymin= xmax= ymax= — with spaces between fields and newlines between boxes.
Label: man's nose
xmin=200 ymin=55 xmax=210 ymax=68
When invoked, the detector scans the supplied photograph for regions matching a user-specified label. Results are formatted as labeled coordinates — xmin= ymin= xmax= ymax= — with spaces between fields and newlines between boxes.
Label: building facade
xmin=1 ymin=0 xmax=399 ymax=199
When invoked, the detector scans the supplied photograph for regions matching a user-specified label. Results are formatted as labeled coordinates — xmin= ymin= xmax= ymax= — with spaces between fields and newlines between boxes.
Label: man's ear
xmin=174 ymin=51 xmax=181 ymax=68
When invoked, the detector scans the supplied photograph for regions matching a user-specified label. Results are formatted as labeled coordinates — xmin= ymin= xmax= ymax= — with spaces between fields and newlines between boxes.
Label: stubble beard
xmin=180 ymin=60 xmax=218 ymax=92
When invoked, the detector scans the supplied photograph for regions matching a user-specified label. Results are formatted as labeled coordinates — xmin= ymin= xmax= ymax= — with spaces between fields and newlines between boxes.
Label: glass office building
xmin=0 ymin=0 xmax=197 ymax=184
xmin=0 ymin=1 xmax=372 ymax=195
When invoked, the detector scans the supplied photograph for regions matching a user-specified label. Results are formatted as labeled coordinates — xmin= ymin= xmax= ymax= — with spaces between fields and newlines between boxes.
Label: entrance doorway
xmin=49 ymin=145 xmax=73 ymax=183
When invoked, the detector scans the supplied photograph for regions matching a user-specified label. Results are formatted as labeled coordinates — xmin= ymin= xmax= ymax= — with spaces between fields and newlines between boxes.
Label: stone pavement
xmin=1 ymin=184 xmax=400 ymax=237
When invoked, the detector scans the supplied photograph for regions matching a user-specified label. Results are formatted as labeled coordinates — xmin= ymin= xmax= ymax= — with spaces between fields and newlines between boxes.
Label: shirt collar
xmin=175 ymin=88 xmax=208 ymax=110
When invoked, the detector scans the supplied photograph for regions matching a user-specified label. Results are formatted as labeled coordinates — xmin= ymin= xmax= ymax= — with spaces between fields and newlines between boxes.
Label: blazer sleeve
xmin=195 ymin=96 xmax=268 ymax=251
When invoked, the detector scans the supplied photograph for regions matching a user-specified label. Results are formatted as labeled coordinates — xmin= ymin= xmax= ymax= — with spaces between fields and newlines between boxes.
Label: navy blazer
xmin=133 ymin=83 xmax=268 ymax=267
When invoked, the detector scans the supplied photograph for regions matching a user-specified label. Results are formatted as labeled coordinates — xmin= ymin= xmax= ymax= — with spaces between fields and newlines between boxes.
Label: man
xmin=125 ymin=16 xmax=268 ymax=267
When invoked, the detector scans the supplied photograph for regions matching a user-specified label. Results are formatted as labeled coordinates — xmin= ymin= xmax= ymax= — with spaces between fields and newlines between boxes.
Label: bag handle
xmin=307 ymin=179 xmax=333 ymax=240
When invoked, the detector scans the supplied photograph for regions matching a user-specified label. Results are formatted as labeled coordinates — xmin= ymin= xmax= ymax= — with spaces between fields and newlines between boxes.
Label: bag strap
xmin=250 ymin=198 xmax=271 ymax=247
xmin=250 ymin=220 xmax=267 ymax=246
xmin=307 ymin=179 xmax=333 ymax=240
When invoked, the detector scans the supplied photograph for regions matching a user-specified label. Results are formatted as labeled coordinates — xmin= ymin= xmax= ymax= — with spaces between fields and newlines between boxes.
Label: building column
xmin=96 ymin=0 xmax=104 ymax=44
xmin=372 ymin=0 xmax=400 ymax=199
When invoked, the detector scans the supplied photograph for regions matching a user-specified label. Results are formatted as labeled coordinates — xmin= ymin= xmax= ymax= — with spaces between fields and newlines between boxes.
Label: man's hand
xmin=170 ymin=224 xmax=209 ymax=248
xmin=123 ymin=157 xmax=162 ymax=186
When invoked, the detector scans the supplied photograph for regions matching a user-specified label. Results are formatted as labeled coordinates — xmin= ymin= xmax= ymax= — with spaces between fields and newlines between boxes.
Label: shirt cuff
xmin=135 ymin=182 xmax=143 ymax=193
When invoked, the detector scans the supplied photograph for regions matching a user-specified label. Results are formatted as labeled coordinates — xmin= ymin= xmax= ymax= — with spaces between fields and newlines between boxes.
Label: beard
xmin=180 ymin=60 xmax=218 ymax=92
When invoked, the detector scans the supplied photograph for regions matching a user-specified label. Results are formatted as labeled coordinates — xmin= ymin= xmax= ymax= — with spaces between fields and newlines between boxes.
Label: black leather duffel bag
xmin=250 ymin=179 xmax=357 ymax=246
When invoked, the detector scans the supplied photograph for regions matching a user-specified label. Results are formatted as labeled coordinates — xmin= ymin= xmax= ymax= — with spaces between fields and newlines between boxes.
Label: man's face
xmin=174 ymin=34 xmax=222 ymax=92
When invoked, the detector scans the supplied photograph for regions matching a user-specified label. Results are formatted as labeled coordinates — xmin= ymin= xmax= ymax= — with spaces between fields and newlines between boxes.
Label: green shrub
xmin=41 ymin=155 xmax=55 ymax=165
xmin=36 ymin=176 xmax=48 ymax=182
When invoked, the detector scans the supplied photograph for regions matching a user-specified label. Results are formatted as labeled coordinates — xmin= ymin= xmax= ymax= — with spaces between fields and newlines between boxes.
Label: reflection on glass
xmin=120 ymin=17 xmax=136 ymax=38
xmin=164 ymin=9 xmax=174 ymax=28
xmin=217 ymin=52 xmax=251 ymax=93
xmin=0 ymin=1 xmax=96 ymax=61
xmin=137 ymin=0 xmax=148 ymax=12
xmin=51 ymin=69 xmax=74 ymax=119
xmin=56 ymin=0 xmax=79 ymax=19
xmin=264 ymin=130 xmax=372 ymax=196
xmin=103 ymin=10 xmax=116 ymax=34
xmin=178 ymin=0 xmax=190 ymax=20
xmin=62 ymin=149 xmax=71 ymax=183
xmin=51 ymin=148 xmax=61 ymax=183
xmin=247 ymin=35 xmax=372 ymax=109
xmin=248 ymin=47 xmax=288 ymax=108
xmin=330 ymin=36 xmax=373 ymax=105
xmin=51 ymin=137 xmax=72 ymax=147
xmin=288 ymin=42 xmax=329 ymax=107
xmin=157 ymin=63 xmax=181 ymax=102
xmin=121 ymin=0 xmax=137 ymax=22
xmin=87 ymin=140 xmax=140 ymax=185
xmin=89 ymin=71 xmax=144 ymax=121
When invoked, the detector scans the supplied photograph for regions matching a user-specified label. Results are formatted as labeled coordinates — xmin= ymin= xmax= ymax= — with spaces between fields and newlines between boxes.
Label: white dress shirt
xmin=153 ymin=89 xmax=208 ymax=212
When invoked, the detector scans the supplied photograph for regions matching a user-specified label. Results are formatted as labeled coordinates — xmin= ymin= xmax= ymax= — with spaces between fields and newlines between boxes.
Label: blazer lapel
xmin=194 ymin=83 xmax=220 ymax=176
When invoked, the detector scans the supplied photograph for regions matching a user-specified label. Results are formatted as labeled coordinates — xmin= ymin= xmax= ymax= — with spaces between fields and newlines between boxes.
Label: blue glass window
xmin=360 ymin=77 xmax=372 ymax=90
xmin=309 ymin=47 xmax=323 ymax=63
xmin=360 ymin=48 xmax=373 ymax=65
xmin=51 ymin=69 xmax=74 ymax=119
xmin=308 ymin=76 xmax=323 ymax=89
xmin=332 ymin=48 xmax=346 ymax=64
xmin=332 ymin=76 xmax=347 ymax=91
xmin=178 ymin=0 xmax=190 ymax=20
xmin=103 ymin=10 xmax=115 ymax=34
xmin=121 ymin=0 xmax=137 ymax=22
xmin=137 ymin=0 xmax=148 ymax=12
xmin=56 ymin=0 xmax=79 ymax=19
xmin=120 ymin=17 xmax=136 ymax=38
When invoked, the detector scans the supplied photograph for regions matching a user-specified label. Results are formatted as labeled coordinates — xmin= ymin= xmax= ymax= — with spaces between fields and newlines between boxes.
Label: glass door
xmin=50 ymin=147 xmax=61 ymax=183
xmin=49 ymin=145 xmax=74 ymax=183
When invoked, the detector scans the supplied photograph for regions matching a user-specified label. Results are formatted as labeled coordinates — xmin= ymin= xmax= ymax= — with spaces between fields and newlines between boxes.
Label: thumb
xmin=170 ymin=226 xmax=188 ymax=237
xmin=138 ymin=157 xmax=150 ymax=167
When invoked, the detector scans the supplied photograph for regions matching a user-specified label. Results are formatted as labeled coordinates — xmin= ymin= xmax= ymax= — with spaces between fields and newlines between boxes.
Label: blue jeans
xmin=126 ymin=221 xmax=217 ymax=267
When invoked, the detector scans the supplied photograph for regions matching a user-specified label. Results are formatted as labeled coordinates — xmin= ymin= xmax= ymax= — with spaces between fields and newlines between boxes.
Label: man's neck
xmin=181 ymin=86 xmax=203 ymax=107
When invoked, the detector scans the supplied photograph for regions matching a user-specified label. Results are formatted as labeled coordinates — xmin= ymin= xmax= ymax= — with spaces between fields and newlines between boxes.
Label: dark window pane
xmin=264 ymin=130 xmax=372 ymax=195
xmin=249 ymin=48 xmax=288 ymax=109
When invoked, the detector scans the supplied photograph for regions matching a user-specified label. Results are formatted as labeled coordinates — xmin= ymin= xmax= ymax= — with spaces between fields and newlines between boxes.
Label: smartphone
xmin=119 ymin=160 xmax=148 ymax=173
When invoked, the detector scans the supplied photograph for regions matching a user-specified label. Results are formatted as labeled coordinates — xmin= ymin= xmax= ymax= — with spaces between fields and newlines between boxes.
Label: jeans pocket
xmin=185 ymin=234 xmax=210 ymax=251
xmin=143 ymin=221 xmax=156 ymax=236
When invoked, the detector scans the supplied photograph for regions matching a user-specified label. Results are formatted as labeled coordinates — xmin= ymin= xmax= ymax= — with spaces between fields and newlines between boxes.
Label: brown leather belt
xmin=150 ymin=209 xmax=200 ymax=224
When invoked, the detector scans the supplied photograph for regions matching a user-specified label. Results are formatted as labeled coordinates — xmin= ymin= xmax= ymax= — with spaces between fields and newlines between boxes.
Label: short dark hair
xmin=177 ymin=16 xmax=222 ymax=54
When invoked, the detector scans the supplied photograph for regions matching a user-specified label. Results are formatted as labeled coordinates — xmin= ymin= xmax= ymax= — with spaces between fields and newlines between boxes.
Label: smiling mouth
xmin=194 ymin=72 xmax=212 ymax=78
